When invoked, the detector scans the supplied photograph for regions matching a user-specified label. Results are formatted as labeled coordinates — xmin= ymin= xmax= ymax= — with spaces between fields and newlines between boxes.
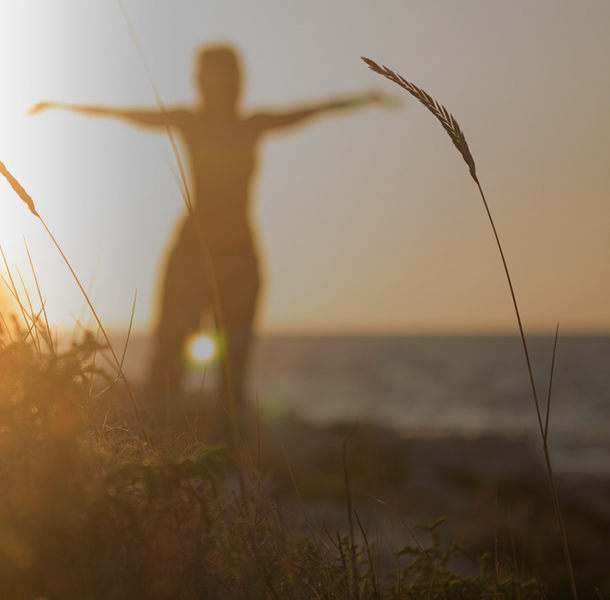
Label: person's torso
xmin=180 ymin=113 xmax=260 ymax=252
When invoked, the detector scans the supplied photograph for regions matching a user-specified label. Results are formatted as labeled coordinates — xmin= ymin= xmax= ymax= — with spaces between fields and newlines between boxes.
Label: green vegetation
xmin=0 ymin=321 xmax=548 ymax=598
xmin=0 ymin=54 xmax=607 ymax=598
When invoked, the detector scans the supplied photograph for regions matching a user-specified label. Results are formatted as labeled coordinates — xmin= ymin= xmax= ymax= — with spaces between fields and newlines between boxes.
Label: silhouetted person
xmin=31 ymin=44 xmax=389 ymax=423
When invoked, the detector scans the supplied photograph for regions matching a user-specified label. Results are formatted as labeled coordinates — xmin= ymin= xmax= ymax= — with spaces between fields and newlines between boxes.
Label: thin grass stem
xmin=544 ymin=324 xmax=560 ymax=442
xmin=0 ymin=311 xmax=14 ymax=343
xmin=21 ymin=303 xmax=47 ymax=348
xmin=363 ymin=57 xmax=578 ymax=600
xmin=0 ymin=160 xmax=150 ymax=439
xmin=103 ymin=290 xmax=138 ymax=428
xmin=355 ymin=511 xmax=379 ymax=600
xmin=367 ymin=494 xmax=449 ymax=600
xmin=0 ymin=245 xmax=37 ymax=348
xmin=117 ymin=1 xmax=243 ymax=481
xmin=73 ymin=257 xmax=100 ymax=343
xmin=342 ymin=425 xmax=360 ymax=600
xmin=36 ymin=216 xmax=149 ymax=443
xmin=15 ymin=266 xmax=42 ymax=355
xmin=24 ymin=237 xmax=53 ymax=351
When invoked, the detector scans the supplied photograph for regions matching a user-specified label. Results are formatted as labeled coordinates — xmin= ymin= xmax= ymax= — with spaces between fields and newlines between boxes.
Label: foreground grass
xmin=0 ymin=326 xmax=552 ymax=600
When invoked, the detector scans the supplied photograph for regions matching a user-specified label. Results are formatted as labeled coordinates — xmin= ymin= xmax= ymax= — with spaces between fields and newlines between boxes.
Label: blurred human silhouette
xmin=31 ymin=44 xmax=389 ymax=423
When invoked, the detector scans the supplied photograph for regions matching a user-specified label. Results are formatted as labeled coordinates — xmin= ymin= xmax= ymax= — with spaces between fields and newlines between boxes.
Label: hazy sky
xmin=0 ymin=1 xmax=609 ymax=334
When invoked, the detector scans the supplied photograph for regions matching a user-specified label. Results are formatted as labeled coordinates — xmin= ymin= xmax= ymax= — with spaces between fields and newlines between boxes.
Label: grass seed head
xmin=0 ymin=159 xmax=39 ymax=217
xmin=362 ymin=57 xmax=478 ymax=184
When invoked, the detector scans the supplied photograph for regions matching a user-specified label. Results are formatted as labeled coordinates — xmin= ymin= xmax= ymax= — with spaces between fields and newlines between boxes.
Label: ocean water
xmin=118 ymin=334 xmax=610 ymax=477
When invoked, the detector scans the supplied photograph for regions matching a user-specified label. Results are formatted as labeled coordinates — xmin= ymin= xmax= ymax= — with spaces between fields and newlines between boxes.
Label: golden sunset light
xmin=1 ymin=3 xmax=610 ymax=596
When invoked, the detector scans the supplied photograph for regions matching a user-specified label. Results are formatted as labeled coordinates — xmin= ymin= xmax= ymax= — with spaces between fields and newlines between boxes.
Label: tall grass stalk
xmin=14 ymin=266 xmax=44 ymax=353
xmin=103 ymin=290 xmax=138 ymax=428
xmin=368 ymin=495 xmax=449 ymax=600
xmin=116 ymin=0 xmax=244 ymax=478
xmin=0 ymin=159 xmax=150 ymax=443
xmin=363 ymin=56 xmax=577 ymax=600
xmin=342 ymin=428 xmax=360 ymax=600
xmin=24 ymin=237 xmax=54 ymax=351
xmin=0 ymin=243 xmax=40 ymax=351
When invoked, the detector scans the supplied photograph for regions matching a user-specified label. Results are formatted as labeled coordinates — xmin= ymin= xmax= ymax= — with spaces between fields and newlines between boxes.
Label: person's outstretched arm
xmin=29 ymin=101 xmax=183 ymax=130
xmin=252 ymin=90 xmax=395 ymax=132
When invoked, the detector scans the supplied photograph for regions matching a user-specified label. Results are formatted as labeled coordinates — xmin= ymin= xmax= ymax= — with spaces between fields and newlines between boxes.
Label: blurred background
xmin=2 ymin=1 xmax=610 ymax=477
xmin=2 ymin=7 xmax=610 ymax=589
xmin=1 ymin=0 xmax=609 ymax=335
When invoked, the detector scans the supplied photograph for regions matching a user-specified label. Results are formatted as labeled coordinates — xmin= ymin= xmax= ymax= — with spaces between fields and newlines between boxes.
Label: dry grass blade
xmin=15 ymin=266 xmax=42 ymax=353
xmin=0 ymin=161 xmax=150 ymax=443
xmin=544 ymin=324 xmax=560 ymax=442
xmin=0 ymin=311 xmax=14 ymax=344
xmin=355 ymin=511 xmax=379 ymax=600
xmin=0 ymin=245 xmax=39 ymax=349
xmin=103 ymin=290 xmax=138 ymax=429
xmin=363 ymin=57 xmax=578 ymax=600
xmin=342 ymin=426 xmax=360 ymax=600
xmin=367 ymin=495 xmax=449 ymax=600
xmin=24 ymin=237 xmax=54 ymax=351
xmin=117 ymin=1 xmax=245 ymax=485
xmin=36 ymin=216 xmax=150 ymax=443
xmin=0 ymin=159 xmax=39 ymax=216
xmin=362 ymin=57 xmax=478 ymax=184
xmin=116 ymin=0 xmax=192 ymax=212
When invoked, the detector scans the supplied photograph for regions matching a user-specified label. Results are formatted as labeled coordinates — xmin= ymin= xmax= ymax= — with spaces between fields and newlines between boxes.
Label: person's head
xmin=196 ymin=45 xmax=242 ymax=115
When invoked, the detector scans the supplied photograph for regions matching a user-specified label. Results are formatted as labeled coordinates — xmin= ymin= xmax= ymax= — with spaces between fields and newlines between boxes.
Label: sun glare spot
xmin=187 ymin=333 xmax=217 ymax=365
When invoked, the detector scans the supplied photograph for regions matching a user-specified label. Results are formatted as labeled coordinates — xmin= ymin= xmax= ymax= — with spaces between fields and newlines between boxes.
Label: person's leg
xmin=215 ymin=253 xmax=260 ymax=409
xmin=147 ymin=237 xmax=207 ymax=417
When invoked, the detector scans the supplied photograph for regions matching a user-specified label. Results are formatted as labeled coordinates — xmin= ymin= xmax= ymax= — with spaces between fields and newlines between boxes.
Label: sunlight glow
xmin=186 ymin=333 xmax=217 ymax=365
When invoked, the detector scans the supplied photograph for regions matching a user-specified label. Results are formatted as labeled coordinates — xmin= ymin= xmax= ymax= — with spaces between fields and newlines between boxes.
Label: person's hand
xmin=28 ymin=101 xmax=54 ymax=115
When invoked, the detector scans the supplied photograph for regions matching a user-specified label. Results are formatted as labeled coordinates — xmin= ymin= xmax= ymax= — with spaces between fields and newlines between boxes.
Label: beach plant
xmin=362 ymin=56 xmax=577 ymax=600
xmin=1 ymin=309 xmax=530 ymax=599
xmin=0 ymin=241 xmax=548 ymax=598
xmin=0 ymin=158 xmax=149 ymax=441
xmin=0 ymin=38 xmax=586 ymax=596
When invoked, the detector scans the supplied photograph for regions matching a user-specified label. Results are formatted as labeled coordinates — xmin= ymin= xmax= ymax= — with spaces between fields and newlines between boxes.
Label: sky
xmin=0 ymin=0 xmax=609 ymax=335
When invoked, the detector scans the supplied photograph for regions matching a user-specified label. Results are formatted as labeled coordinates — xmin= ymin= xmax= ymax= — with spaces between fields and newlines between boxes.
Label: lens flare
xmin=186 ymin=333 xmax=217 ymax=365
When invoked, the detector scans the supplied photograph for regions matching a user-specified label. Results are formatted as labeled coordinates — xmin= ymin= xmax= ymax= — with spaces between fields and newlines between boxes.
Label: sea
xmin=109 ymin=333 xmax=610 ymax=478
